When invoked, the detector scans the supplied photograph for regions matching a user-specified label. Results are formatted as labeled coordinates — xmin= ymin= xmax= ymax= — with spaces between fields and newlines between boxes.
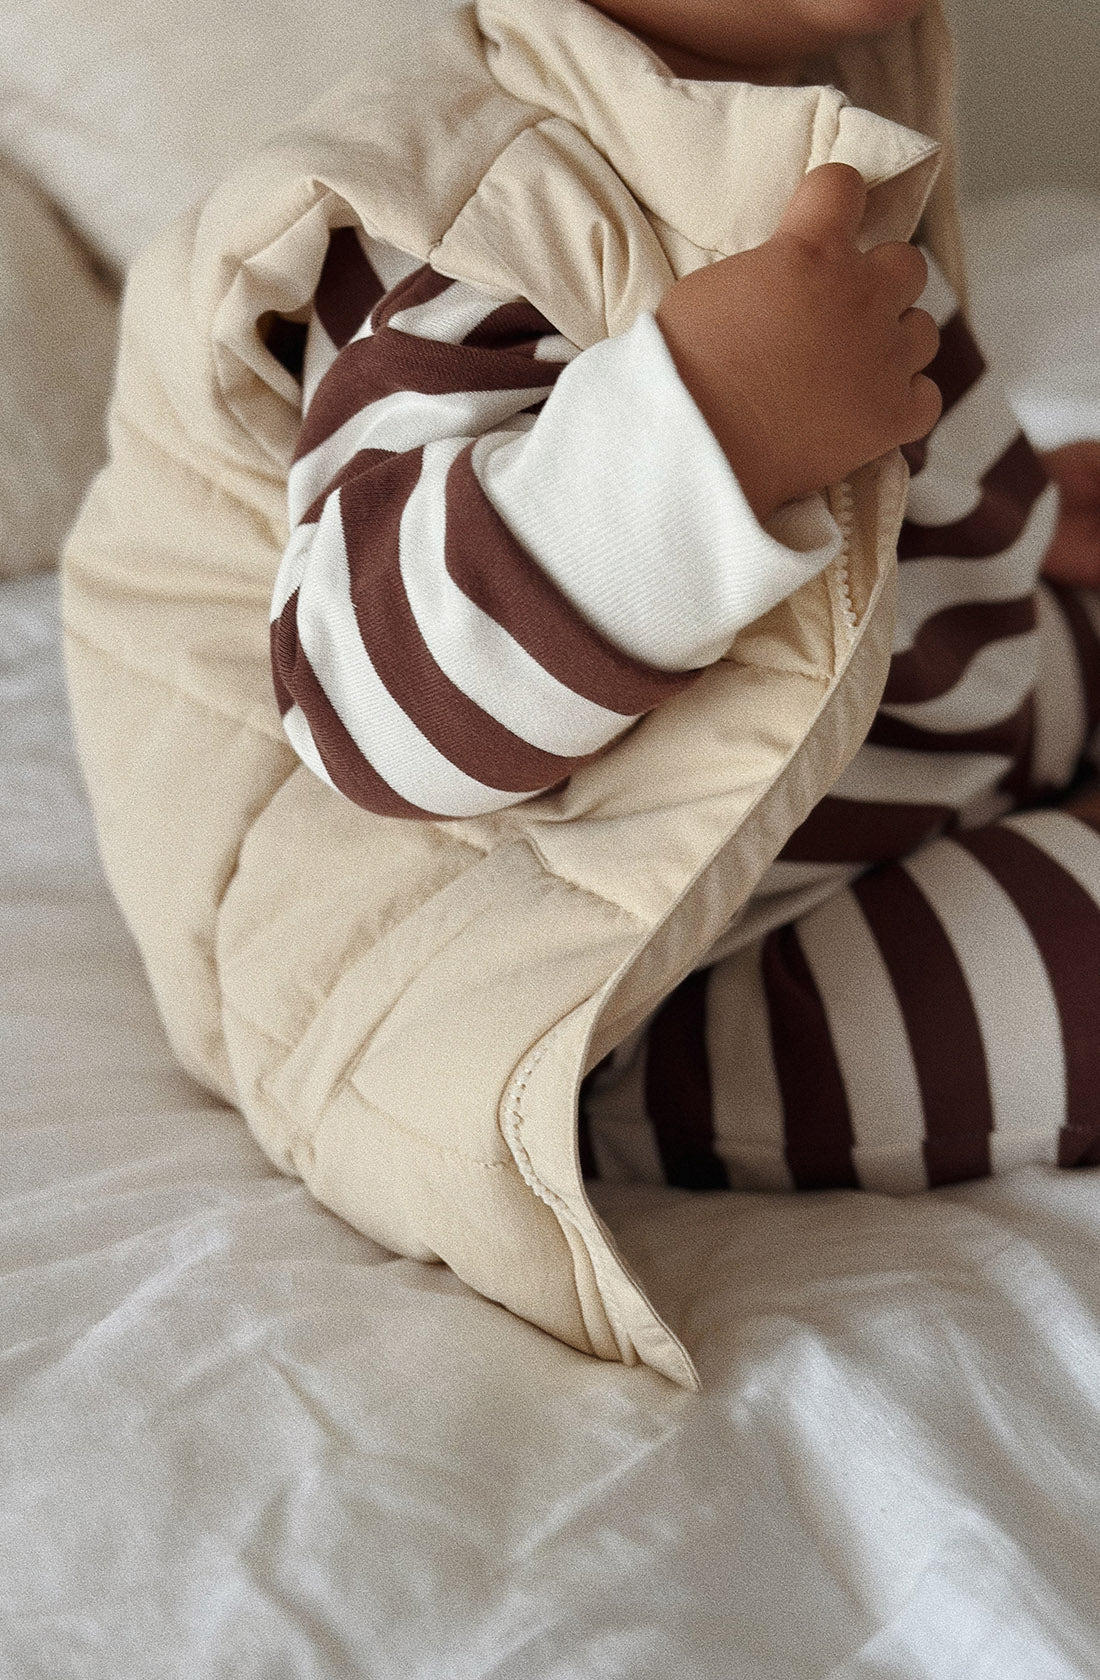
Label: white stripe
xmin=1073 ymin=590 xmax=1100 ymax=764
xmin=831 ymin=742 xmax=1012 ymax=810
xmin=373 ymin=263 xmax=577 ymax=362
xmin=706 ymin=941 xmax=793 ymax=1191
xmin=882 ymin=629 xmax=1040 ymax=733
xmin=293 ymin=491 xmax=528 ymax=816
xmin=583 ymin=1025 xmax=665 ymax=1185
xmin=904 ymin=838 xmax=1065 ymax=1172
xmin=903 ymin=458 xmax=983 ymax=528
xmin=918 ymin=363 xmax=1022 ymax=499
xmin=1031 ymin=584 xmax=1089 ymax=789
xmin=302 ymin=316 xmax=339 ymax=410
xmin=893 ymin=485 xmax=1058 ymax=648
xmin=281 ymin=705 xmax=337 ymax=791
xmin=705 ymin=861 xmax=857 ymax=965
xmin=1006 ymin=808 xmax=1100 ymax=909
xmin=386 ymin=280 xmax=503 ymax=343
xmin=287 ymin=382 xmax=551 ymax=527
xmin=272 ymin=519 xmax=320 ymax=621
xmin=533 ymin=332 xmax=579 ymax=363
xmin=797 ymin=890 xmax=929 ymax=1193
xmin=398 ymin=436 xmax=642 ymax=756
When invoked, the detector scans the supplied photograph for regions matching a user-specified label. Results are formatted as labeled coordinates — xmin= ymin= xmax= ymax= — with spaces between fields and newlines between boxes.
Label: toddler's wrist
xmin=654 ymin=299 xmax=783 ymax=524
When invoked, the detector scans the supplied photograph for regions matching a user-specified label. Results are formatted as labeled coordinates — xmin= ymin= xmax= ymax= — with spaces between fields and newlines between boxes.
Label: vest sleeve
xmin=271 ymin=240 xmax=842 ymax=820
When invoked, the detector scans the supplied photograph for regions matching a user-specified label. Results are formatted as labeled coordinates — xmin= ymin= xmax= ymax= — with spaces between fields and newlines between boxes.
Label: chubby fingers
xmin=870 ymin=238 xmax=930 ymax=311
xmin=896 ymin=293 xmax=942 ymax=440
xmin=777 ymin=162 xmax=868 ymax=250
xmin=901 ymin=369 xmax=944 ymax=444
xmin=900 ymin=304 xmax=941 ymax=374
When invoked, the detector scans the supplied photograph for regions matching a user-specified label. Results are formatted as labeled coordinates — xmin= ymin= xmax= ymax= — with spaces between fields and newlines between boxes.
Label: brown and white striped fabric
xmin=735 ymin=255 xmax=1074 ymax=913
xmin=580 ymin=255 xmax=1100 ymax=1194
xmin=270 ymin=227 xmax=846 ymax=818
xmin=580 ymin=805 xmax=1100 ymax=1192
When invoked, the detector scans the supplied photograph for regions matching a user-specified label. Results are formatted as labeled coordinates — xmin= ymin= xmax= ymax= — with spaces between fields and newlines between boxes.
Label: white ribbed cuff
xmin=476 ymin=310 xmax=843 ymax=671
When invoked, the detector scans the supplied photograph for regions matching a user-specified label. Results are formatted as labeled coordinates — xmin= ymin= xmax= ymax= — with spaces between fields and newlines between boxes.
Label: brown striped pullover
xmin=272 ymin=225 xmax=1070 ymax=876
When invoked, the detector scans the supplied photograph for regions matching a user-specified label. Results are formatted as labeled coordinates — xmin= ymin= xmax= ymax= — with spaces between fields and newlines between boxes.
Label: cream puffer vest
xmin=63 ymin=0 xmax=964 ymax=1387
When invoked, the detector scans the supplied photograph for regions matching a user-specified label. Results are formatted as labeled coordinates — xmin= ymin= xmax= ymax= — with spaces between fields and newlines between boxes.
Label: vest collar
xmin=475 ymin=0 xmax=944 ymax=256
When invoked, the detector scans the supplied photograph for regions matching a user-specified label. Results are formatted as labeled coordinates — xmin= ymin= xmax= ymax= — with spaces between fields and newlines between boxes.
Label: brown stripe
xmin=854 ymin=861 xmax=994 ymax=1185
xmin=883 ymin=595 xmax=1037 ymax=706
xmin=780 ymin=794 xmax=952 ymax=865
xmin=314 ymin=227 xmax=385 ymax=351
xmin=462 ymin=296 xmax=563 ymax=354
xmin=264 ymin=314 xmax=308 ymax=382
xmin=1047 ymin=583 xmax=1100 ymax=744
xmin=1065 ymin=791 xmax=1100 ymax=838
xmin=898 ymin=433 xmax=1050 ymax=562
xmin=270 ymin=596 xmax=436 ymax=819
xmin=956 ymin=821 xmax=1100 ymax=1166
xmin=300 ymin=447 xmax=394 ymax=527
xmin=270 ymin=613 xmax=295 ymax=718
xmin=293 ymin=308 xmax=561 ymax=466
xmin=576 ymin=1072 xmax=602 ymax=1181
xmin=903 ymin=312 xmax=986 ymax=478
xmin=336 ymin=451 xmax=590 ymax=793
xmin=869 ymin=700 xmax=1036 ymax=808
xmin=444 ymin=441 xmax=695 ymax=716
xmin=760 ymin=924 xmax=858 ymax=1190
xmin=868 ymin=701 xmax=1033 ymax=762
xmin=643 ymin=970 xmax=730 ymax=1190
xmin=926 ymin=311 xmax=987 ymax=419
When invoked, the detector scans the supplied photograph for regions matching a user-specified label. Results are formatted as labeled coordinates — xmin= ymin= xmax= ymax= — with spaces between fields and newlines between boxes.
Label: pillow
xmin=0 ymin=0 xmax=458 ymax=275
xmin=0 ymin=158 xmax=117 ymax=576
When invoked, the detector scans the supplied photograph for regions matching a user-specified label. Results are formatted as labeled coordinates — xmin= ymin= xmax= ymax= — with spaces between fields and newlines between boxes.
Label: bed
xmin=3 ymin=3 xmax=1100 ymax=1674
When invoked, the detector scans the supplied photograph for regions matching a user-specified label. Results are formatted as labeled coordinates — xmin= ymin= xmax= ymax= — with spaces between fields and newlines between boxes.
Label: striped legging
xmin=581 ymin=607 xmax=1100 ymax=1195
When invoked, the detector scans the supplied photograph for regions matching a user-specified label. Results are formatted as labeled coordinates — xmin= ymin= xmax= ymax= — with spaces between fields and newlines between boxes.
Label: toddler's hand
xmin=655 ymin=163 xmax=942 ymax=523
xmin=1039 ymin=441 xmax=1100 ymax=588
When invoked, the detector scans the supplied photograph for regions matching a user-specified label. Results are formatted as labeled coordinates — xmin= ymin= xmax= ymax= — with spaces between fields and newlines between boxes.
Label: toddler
xmin=270 ymin=0 xmax=1100 ymax=1197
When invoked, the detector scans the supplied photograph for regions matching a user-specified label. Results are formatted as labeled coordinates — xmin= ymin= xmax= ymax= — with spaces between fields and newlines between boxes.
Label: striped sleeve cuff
xmin=475 ymin=309 xmax=843 ymax=672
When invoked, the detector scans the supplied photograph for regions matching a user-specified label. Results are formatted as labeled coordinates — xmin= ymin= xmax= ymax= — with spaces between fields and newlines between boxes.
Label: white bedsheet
xmin=3 ymin=195 xmax=1100 ymax=1679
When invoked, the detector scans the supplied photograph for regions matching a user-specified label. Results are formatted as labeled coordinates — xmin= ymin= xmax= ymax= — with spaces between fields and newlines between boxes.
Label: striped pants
xmin=581 ymin=609 xmax=1100 ymax=1196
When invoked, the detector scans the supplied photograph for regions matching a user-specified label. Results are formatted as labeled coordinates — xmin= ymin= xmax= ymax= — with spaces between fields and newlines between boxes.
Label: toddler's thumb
xmin=777 ymin=163 xmax=867 ymax=249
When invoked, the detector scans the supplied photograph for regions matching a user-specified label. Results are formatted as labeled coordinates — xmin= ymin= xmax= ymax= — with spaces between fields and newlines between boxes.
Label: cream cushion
xmin=0 ymin=0 xmax=458 ymax=274
xmin=0 ymin=158 xmax=117 ymax=576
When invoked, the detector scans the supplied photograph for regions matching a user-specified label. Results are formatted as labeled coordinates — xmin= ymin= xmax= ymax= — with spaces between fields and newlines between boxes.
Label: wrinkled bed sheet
xmin=3 ymin=193 xmax=1100 ymax=1680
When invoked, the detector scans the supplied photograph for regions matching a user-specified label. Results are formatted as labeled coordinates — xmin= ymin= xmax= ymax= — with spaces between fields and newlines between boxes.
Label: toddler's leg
xmin=582 ymin=805 xmax=1100 ymax=1194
